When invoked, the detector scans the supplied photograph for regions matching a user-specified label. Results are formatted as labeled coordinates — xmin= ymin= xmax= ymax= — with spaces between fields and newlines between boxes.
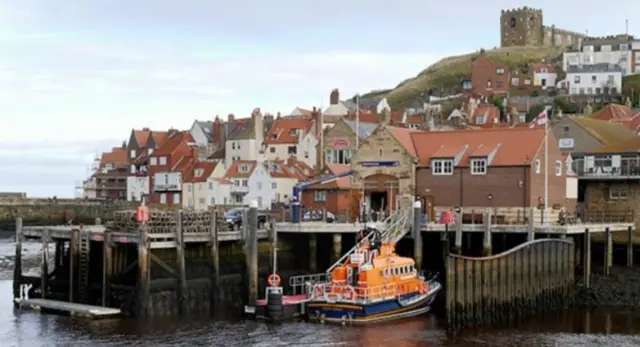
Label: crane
xmin=290 ymin=169 xmax=354 ymax=223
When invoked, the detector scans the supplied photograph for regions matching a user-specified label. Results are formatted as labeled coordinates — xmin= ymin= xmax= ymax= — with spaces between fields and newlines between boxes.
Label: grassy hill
xmin=364 ymin=46 xmax=567 ymax=108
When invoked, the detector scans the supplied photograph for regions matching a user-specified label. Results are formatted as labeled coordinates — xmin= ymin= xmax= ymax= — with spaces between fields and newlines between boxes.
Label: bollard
xmin=413 ymin=200 xmax=423 ymax=270
xmin=175 ymin=211 xmax=188 ymax=315
xmin=41 ymin=228 xmax=49 ymax=299
xmin=137 ymin=224 xmax=150 ymax=317
xmin=527 ymin=208 xmax=535 ymax=242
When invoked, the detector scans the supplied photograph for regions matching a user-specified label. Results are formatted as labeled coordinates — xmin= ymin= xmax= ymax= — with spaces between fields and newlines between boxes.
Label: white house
xmin=225 ymin=109 xmax=265 ymax=164
xmin=219 ymin=160 xmax=273 ymax=209
xmin=126 ymin=176 xmax=149 ymax=201
xmin=267 ymin=158 xmax=314 ymax=203
xmin=563 ymin=64 xmax=623 ymax=96
xmin=263 ymin=118 xmax=318 ymax=168
xmin=188 ymin=120 xmax=215 ymax=159
xmin=533 ymin=63 xmax=557 ymax=89
xmin=563 ymin=39 xmax=633 ymax=76
xmin=182 ymin=161 xmax=226 ymax=210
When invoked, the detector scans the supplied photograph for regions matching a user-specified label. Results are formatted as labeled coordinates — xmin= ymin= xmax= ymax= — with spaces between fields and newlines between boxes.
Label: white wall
xmin=189 ymin=122 xmax=208 ymax=147
xmin=208 ymin=179 xmax=231 ymax=206
xmin=243 ymin=165 xmax=273 ymax=209
xmin=225 ymin=139 xmax=258 ymax=163
xmin=126 ymin=176 xmax=149 ymax=201
xmin=566 ymin=71 xmax=623 ymax=95
xmin=564 ymin=51 xmax=632 ymax=76
xmin=182 ymin=182 xmax=210 ymax=210
xmin=566 ymin=176 xmax=578 ymax=199
xmin=264 ymin=132 xmax=318 ymax=168
xmin=271 ymin=177 xmax=296 ymax=203
xmin=534 ymin=72 xmax=557 ymax=89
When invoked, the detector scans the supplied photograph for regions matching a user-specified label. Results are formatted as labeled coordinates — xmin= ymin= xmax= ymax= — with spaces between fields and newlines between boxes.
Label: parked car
xmin=302 ymin=210 xmax=335 ymax=223
xmin=224 ymin=207 xmax=268 ymax=230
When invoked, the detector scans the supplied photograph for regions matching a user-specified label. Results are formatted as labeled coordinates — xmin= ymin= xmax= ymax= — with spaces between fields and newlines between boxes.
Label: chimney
xmin=142 ymin=127 xmax=150 ymax=131
xmin=228 ymin=113 xmax=235 ymax=122
xmin=168 ymin=127 xmax=178 ymax=137
xmin=252 ymin=107 xmax=264 ymax=144
xmin=330 ymin=88 xmax=339 ymax=105
xmin=213 ymin=115 xmax=222 ymax=149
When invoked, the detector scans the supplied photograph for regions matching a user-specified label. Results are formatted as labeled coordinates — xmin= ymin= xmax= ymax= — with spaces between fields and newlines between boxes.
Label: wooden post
xmin=413 ymin=200 xmax=423 ymax=270
xmin=41 ymin=228 xmax=49 ymax=299
xmin=175 ymin=211 xmax=188 ymax=315
xmin=270 ymin=219 xmax=278 ymax=271
xmin=527 ymin=208 xmax=535 ymax=242
xmin=309 ymin=234 xmax=317 ymax=273
xmin=627 ymin=226 xmax=634 ymax=267
xmin=69 ymin=228 xmax=78 ymax=302
xmin=483 ymin=209 xmax=492 ymax=256
xmin=583 ymin=228 xmax=591 ymax=289
xmin=454 ymin=210 xmax=463 ymax=255
xmin=102 ymin=226 xmax=113 ymax=307
xmin=209 ymin=211 xmax=220 ymax=315
xmin=604 ymin=227 xmax=612 ymax=276
xmin=13 ymin=217 xmax=23 ymax=303
xmin=246 ymin=201 xmax=259 ymax=307
xmin=332 ymin=233 xmax=342 ymax=262
xmin=137 ymin=223 xmax=150 ymax=317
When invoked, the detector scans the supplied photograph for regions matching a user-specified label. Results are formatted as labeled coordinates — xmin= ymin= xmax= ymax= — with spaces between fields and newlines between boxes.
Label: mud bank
xmin=0 ymin=239 xmax=55 ymax=280
xmin=574 ymin=267 xmax=640 ymax=309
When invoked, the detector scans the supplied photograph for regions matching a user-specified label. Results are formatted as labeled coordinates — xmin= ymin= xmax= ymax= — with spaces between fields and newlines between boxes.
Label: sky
xmin=0 ymin=0 xmax=638 ymax=198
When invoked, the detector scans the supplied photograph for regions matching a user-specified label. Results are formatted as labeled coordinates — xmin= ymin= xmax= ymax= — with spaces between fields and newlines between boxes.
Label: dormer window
xmin=289 ymin=128 xmax=299 ymax=136
xmin=432 ymin=159 xmax=453 ymax=175
xmin=271 ymin=133 xmax=278 ymax=139
xmin=194 ymin=168 xmax=203 ymax=177
xmin=496 ymin=68 xmax=505 ymax=75
xmin=240 ymin=165 xmax=249 ymax=173
xmin=475 ymin=116 xmax=485 ymax=125
xmin=470 ymin=158 xmax=487 ymax=175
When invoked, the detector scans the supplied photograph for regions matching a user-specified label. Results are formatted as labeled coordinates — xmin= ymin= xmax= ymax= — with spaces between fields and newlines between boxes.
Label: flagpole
xmin=543 ymin=106 xmax=549 ymax=226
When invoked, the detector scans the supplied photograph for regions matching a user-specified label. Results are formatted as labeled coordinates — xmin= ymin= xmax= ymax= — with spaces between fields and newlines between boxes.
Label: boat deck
xmin=256 ymin=294 xmax=308 ymax=306
xmin=14 ymin=298 xmax=121 ymax=318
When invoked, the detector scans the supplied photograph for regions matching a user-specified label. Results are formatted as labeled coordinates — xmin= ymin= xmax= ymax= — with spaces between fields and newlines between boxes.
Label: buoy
xmin=313 ymin=284 xmax=324 ymax=298
xmin=267 ymin=273 xmax=281 ymax=287
xmin=343 ymin=286 xmax=356 ymax=301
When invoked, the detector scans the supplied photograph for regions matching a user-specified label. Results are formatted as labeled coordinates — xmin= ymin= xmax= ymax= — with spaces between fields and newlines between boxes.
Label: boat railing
xmin=289 ymin=272 xmax=331 ymax=295
xmin=308 ymin=282 xmax=400 ymax=303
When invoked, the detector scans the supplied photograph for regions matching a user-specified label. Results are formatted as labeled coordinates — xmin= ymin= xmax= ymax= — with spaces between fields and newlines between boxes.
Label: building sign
xmin=558 ymin=138 xmax=574 ymax=149
xmin=330 ymin=137 xmax=351 ymax=149
xmin=360 ymin=161 xmax=399 ymax=167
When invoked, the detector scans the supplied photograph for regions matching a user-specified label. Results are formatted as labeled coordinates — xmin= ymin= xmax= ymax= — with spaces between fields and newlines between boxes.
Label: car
xmin=302 ymin=210 xmax=335 ymax=223
xmin=224 ymin=207 xmax=268 ymax=230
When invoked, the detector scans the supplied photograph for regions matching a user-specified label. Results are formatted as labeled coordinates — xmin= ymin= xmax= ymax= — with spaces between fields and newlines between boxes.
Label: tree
xmin=554 ymin=97 xmax=580 ymax=114
xmin=526 ymin=104 xmax=545 ymax=123
xmin=622 ymin=75 xmax=640 ymax=107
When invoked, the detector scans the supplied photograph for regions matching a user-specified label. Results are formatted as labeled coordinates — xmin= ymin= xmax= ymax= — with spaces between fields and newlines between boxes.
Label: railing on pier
xmin=573 ymin=156 xmax=640 ymax=179
xmin=445 ymin=239 xmax=575 ymax=332
xmin=289 ymin=273 xmax=331 ymax=295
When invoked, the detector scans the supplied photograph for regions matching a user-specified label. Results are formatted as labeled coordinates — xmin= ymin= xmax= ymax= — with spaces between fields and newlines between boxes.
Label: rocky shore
xmin=0 ymin=237 xmax=55 ymax=280
xmin=574 ymin=267 xmax=640 ymax=309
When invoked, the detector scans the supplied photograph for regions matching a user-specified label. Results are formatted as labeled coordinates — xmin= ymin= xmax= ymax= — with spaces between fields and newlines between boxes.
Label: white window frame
xmin=160 ymin=193 xmax=167 ymax=204
xmin=150 ymin=157 xmax=157 ymax=166
xmin=314 ymin=190 xmax=327 ymax=202
xmin=609 ymin=185 xmax=630 ymax=200
xmin=271 ymin=182 xmax=277 ymax=189
xmin=432 ymin=159 xmax=454 ymax=175
xmin=173 ymin=193 xmax=180 ymax=204
xmin=535 ymin=159 xmax=541 ymax=174
xmin=555 ymin=160 xmax=562 ymax=176
xmin=470 ymin=158 xmax=487 ymax=175
xmin=159 ymin=156 xmax=167 ymax=165
xmin=130 ymin=149 xmax=136 ymax=159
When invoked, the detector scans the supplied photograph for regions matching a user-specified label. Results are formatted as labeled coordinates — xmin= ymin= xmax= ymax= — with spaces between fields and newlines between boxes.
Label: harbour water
xmin=2 ymin=238 xmax=640 ymax=346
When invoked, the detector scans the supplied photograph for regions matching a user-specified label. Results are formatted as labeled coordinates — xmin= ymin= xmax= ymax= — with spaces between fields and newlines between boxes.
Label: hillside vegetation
xmin=366 ymin=46 xmax=567 ymax=108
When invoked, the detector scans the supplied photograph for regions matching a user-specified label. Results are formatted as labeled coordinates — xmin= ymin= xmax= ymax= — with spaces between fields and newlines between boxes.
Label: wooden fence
xmin=446 ymin=239 xmax=575 ymax=331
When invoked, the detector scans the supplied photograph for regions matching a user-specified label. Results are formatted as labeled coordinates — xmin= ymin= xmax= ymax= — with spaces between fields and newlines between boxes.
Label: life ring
xmin=267 ymin=274 xmax=281 ymax=287
xmin=419 ymin=286 xmax=426 ymax=294
xmin=313 ymin=284 xmax=324 ymax=298
xmin=343 ymin=286 xmax=356 ymax=301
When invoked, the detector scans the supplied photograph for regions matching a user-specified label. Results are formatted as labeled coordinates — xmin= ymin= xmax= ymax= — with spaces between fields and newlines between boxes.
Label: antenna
xmin=626 ymin=19 xmax=629 ymax=36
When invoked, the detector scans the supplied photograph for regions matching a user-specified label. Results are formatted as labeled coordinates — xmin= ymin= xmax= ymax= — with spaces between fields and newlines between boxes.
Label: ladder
xmin=78 ymin=230 xmax=90 ymax=303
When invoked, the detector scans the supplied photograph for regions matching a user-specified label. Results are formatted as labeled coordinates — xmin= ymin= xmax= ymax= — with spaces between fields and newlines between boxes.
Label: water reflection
xmin=3 ymin=278 xmax=640 ymax=346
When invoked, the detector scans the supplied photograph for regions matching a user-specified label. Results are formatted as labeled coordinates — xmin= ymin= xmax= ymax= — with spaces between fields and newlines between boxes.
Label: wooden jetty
xmin=15 ymin=297 xmax=121 ymax=318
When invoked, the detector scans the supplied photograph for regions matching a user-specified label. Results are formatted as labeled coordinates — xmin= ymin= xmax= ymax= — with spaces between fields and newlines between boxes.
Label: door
xmin=425 ymin=195 xmax=435 ymax=222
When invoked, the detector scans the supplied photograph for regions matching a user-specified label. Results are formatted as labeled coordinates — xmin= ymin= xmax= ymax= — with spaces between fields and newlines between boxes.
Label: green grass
xmin=363 ymin=46 xmax=567 ymax=109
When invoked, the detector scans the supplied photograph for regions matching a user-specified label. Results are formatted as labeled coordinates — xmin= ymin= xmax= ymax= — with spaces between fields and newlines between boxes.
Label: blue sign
xmin=359 ymin=161 xmax=399 ymax=167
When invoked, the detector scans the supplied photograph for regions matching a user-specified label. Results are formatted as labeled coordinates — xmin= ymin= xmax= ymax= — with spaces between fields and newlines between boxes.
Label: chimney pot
xmin=142 ymin=127 xmax=150 ymax=131
xmin=228 ymin=113 xmax=235 ymax=122
xmin=330 ymin=88 xmax=339 ymax=105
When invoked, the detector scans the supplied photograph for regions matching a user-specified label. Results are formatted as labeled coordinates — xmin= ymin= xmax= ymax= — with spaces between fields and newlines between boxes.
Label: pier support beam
xmin=453 ymin=210 xmax=462 ymax=255
xmin=246 ymin=201 xmax=259 ymax=307
xmin=41 ymin=228 xmax=49 ymax=299
xmin=526 ymin=208 xmax=535 ymax=242
xmin=583 ymin=228 xmax=591 ymax=289
xmin=69 ymin=229 xmax=78 ymax=302
xmin=102 ymin=226 xmax=113 ymax=307
xmin=13 ymin=217 xmax=23 ymax=303
xmin=209 ymin=211 xmax=220 ymax=315
xmin=604 ymin=227 xmax=612 ymax=276
xmin=137 ymin=224 xmax=150 ymax=317
xmin=309 ymin=234 xmax=317 ymax=273
xmin=332 ymin=233 xmax=342 ymax=262
xmin=175 ymin=211 xmax=188 ymax=315
xmin=413 ymin=200 xmax=423 ymax=271
xmin=482 ymin=209 xmax=492 ymax=256
xmin=627 ymin=226 xmax=634 ymax=268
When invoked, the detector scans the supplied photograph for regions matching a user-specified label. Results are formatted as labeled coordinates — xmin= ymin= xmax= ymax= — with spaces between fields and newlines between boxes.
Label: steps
xmin=77 ymin=230 xmax=90 ymax=304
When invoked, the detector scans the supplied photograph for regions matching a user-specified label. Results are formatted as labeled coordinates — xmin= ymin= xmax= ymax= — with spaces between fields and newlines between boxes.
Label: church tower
xmin=500 ymin=7 xmax=544 ymax=47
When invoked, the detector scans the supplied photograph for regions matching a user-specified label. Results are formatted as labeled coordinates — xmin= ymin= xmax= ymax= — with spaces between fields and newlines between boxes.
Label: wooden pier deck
xmin=14 ymin=298 xmax=121 ymax=318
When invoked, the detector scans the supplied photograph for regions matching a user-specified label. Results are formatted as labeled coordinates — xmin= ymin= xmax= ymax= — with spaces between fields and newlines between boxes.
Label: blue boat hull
xmin=306 ymin=285 xmax=440 ymax=325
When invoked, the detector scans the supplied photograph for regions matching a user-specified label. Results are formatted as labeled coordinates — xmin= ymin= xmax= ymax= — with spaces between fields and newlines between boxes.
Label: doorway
xmin=369 ymin=191 xmax=386 ymax=221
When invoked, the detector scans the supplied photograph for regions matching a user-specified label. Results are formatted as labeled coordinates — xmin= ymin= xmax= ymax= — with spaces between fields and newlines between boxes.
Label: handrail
xmin=448 ymin=238 xmax=574 ymax=261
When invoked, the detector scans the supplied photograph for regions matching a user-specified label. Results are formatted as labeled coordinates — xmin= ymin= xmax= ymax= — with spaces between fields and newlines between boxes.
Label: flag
xmin=529 ymin=108 xmax=548 ymax=128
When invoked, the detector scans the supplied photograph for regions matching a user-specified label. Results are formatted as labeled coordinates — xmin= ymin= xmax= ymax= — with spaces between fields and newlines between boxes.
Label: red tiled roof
xmin=101 ymin=147 xmax=128 ymax=165
xmin=268 ymin=158 xmax=314 ymax=179
xmin=264 ymin=118 xmax=314 ymax=145
xmin=387 ymin=126 xmax=422 ymax=158
xmin=431 ymin=145 xmax=465 ymax=158
xmin=623 ymin=113 xmax=640 ymax=131
xmin=152 ymin=131 xmax=194 ymax=156
xmin=471 ymin=105 xmax=500 ymax=125
xmin=225 ymin=160 xmax=257 ymax=178
xmin=534 ymin=63 xmax=555 ymax=73
xmin=214 ymin=177 xmax=233 ymax=184
xmin=134 ymin=130 xmax=151 ymax=146
xmin=411 ymin=127 xmax=546 ymax=167
xmin=469 ymin=144 xmax=499 ymax=157
xmin=591 ymin=104 xmax=634 ymax=122
xmin=184 ymin=161 xmax=218 ymax=183
xmin=306 ymin=164 xmax=352 ymax=190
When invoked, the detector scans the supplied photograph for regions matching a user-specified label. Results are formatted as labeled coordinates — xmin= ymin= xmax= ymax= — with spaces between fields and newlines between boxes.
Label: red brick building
xmin=301 ymin=164 xmax=354 ymax=220
xmin=471 ymin=55 xmax=510 ymax=97
xmin=147 ymin=131 xmax=197 ymax=206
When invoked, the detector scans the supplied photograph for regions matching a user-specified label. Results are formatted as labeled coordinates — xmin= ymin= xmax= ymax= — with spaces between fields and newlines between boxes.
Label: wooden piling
xmin=13 ymin=217 xmax=23 ymax=303
xmin=604 ymin=227 xmax=612 ymax=276
xmin=246 ymin=201 xmax=259 ymax=307
xmin=209 ymin=211 xmax=220 ymax=315
xmin=413 ymin=200 xmax=423 ymax=270
xmin=627 ymin=226 xmax=634 ymax=267
xmin=332 ymin=233 xmax=342 ymax=262
xmin=454 ymin=211 xmax=462 ymax=255
xmin=102 ymin=226 xmax=113 ymax=307
xmin=309 ymin=234 xmax=317 ymax=273
xmin=41 ymin=228 xmax=49 ymax=299
xmin=137 ymin=223 xmax=150 ymax=317
xmin=69 ymin=228 xmax=78 ymax=302
xmin=482 ymin=209 xmax=492 ymax=256
xmin=583 ymin=228 xmax=591 ymax=289
xmin=175 ymin=211 xmax=188 ymax=315
xmin=526 ymin=208 xmax=534 ymax=242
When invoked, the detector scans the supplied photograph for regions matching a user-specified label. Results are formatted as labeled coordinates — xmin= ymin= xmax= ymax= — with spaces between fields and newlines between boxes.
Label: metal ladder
xmin=78 ymin=230 xmax=90 ymax=303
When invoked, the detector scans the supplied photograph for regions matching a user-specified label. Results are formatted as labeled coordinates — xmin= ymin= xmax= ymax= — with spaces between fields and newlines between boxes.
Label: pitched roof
xmin=572 ymin=116 xmax=637 ymax=145
xmin=591 ymin=136 xmax=640 ymax=153
xmin=133 ymin=129 xmax=151 ymax=146
xmin=306 ymin=164 xmax=352 ymax=190
xmin=184 ymin=161 xmax=218 ymax=182
xmin=263 ymin=118 xmax=313 ymax=145
xmin=387 ymin=126 xmax=421 ymax=158
xmin=267 ymin=158 xmax=314 ymax=179
xmin=152 ymin=131 xmax=194 ymax=156
xmin=195 ymin=121 xmax=214 ymax=141
xmin=471 ymin=105 xmax=500 ymax=125
xmin=225 ymin=160 xmax=257 ymax=178
xmin=591 ymin=104 xmax=634 ymax=122
xmin=344 ymin=119 xmax=378 ymax=139
xmin=624 ymin=113 xmax=640 ymax=131
xmin=411 ymin=127 xmax=546 ymax=167
xmin=101 ymin=147 xmax=128 ymax=165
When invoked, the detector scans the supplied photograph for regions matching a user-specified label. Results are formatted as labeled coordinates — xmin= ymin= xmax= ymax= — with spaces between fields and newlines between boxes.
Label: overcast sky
xmin=1 ymin=0 xmax=638 ymax=197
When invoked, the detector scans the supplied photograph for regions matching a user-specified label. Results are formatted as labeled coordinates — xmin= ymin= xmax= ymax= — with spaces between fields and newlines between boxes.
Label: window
xmin=611 ymin=87 xmax=618 ymax=94
xmin=325 ymin=149 xmax=354 ymax=164
xmin=305 ymin=151 xmax=309 ymax=159
xmin=232 ymin=142 xmax=236 ymax=150
xmin=150 ymin=157 xmax=157 ymax=166
xmin=199 ymin=198 xmax=205 ymax=205
xmin=607 ymin=75 xmax=614 ymax=84
xmin=432 ymin=159 xmax=453 ymax=175
xmin=271 ymin=182 xmax=277 ymax=189
xmin=496 ymin=81 xmax=504 ymax=88
xmin=130 ymin=164 xmax=136 ymax=174
xmin=540 ymin=68 xmax=548 ymax=73
xmin=574 ymin=76 xmax=581 ymax=84
xmin=512 ymin=78 xmax=519 ymax=86
xmin=475 ymin=116 xmax=485 ymax=125
xmin=234 ymin=180 xmax=240 ymax=186
xmin=591 ymin=75 xmax=597 ymax=83
xmin=535 ymin=159 xmax=541 ymax=174
xmin=610 ymin=185 xmax=630 ymax=200
xmin=147 ymin=148 xmax=153 ymax=155
xmin=587 ymin=87 xmax=593 ymax=94
xmin=209 ymin=182 xmax=213 ymax=190
xmin=496 ymin=68 xmax=505 ymax=75
xmin=555 ymin=160 xmax=562 ymax=176
xmin=160 ymin=193 xmax=167 ymax=204
xmin=470 ymin=159 xmax=487 ymax=175
xmin=314 ymin=191 xmax=327 ymax=202
xmin=242 ymin=180 xmax=248 ymax=187
xmin=187 ymin=185 xmax=192 ymax=192
xmin=579 ymin=88 xmax=585 ymax=94
xmin=159 ymin=156 xmax=167 ymax=165
xmin=257 ymin=197 xmax=263 ymax=207
xmin=257 ymin=182 xmax=262 ymax=190
xmin=596 ymin=87 xmax=601 ymax=94
xmin=379 ymin=148 xmax=383 ymax=156
xmin=210 ymin=197 xmax=215 ymax=205
xmin=130 ymin=149 xmax=136 ymax=159
xmin=620 ymin=43 xmax=629 ymax=51
xmin=235 ymin=195 xmax=242 ymax=203
xmin=487 ymin=80 xmax=492 ymax=88
xmin=270 ymin=147 xmax=275 ymax=153
xmin=288 ymin=146 xmax=297 ymax=154
xmin=240 ymin=165 xmax=248 ymax=173
xmin=173 ymin=193 xmax=180 ymax=204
